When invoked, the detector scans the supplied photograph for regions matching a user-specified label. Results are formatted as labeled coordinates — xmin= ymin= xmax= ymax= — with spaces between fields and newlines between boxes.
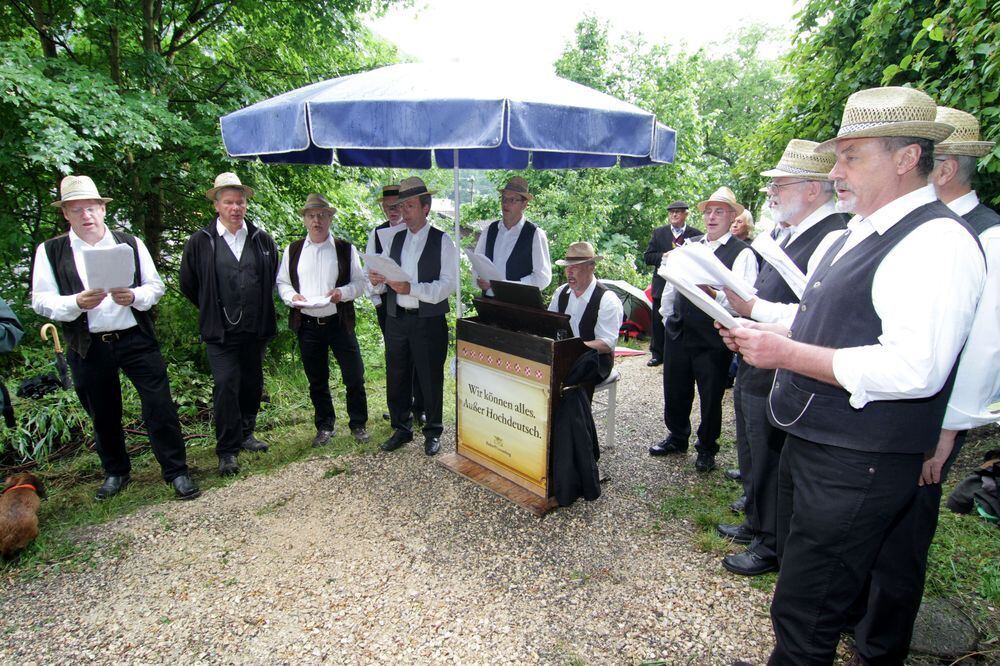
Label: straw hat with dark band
xmin=934 ymin=107 xmax=995 ymax=157
xmin=816 ymin=87 xmax=955 ymax=153
xmin=499 ymin=176 xmax=534 ymax=201
xmin=697 ymin=186 xmax=745 ymax=217
xmin=50 ymin=175 xmax=112 ymax=207
xmin=299 ymin=193 xmax=336 ymax=216
xmin=378 ymin=184 xmax=400 ymax=200
xmin=760 ymin=139 xmax=836 ymax=179
xmin=396 ymin=176 xmax=435 ymax=203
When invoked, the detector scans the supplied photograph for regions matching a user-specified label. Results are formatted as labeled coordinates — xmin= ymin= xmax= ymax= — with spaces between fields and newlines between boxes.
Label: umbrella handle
xmin=40 ymin=323 xmax=63 ymax=354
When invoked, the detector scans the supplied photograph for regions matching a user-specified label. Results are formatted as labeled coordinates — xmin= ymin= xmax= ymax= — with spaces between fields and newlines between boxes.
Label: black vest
xmin=215 ymin=233 xmax=261 ymax=334
xmin=484 ymin=220 xmax=537 ymax=282
xmin=964 ymin=202 xmax=1000 ymax=236
xmin=557 ymin=282 xmax=608 ymax=342
xmin=286 ymin=237 xmax=356 ymax=333
xmin=738 ymin=213 xmax=849 ymax=395
xmin=666 ymin=237 xmax=748 ymax=350
xmin=41 ymin=232 xmax=152 ymax=358
xmin=769 ymin=201 xmax=979 ymax=454
xmin=371 ymin=220 xmax=391 ymax=254
xmin=386 ymin=225 xmax=449 ymax=317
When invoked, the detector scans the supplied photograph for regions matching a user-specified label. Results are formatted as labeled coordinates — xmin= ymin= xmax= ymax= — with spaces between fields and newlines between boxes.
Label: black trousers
xmin=385 ymin=310 xmax=447 ymax=438
xmin=661 ymin=335 xmax=731 ymax=454
xmin=851 ymin=432 xmax=966 ymax=665
xmin=297 ymin=315 xmax=368 ymax=431
xmin=732 ymin=378 xmax=754 ymax=532
xmin=67 ymin=327 xmax=188 ymax=481
xmin=739 ymin=386 xmax=786 ymax=560
xmin=376 ymin=302 xmax=423 ymax=414
xmin=769 ymin=436 xmax=923 ymax=665
xmin=649 ymin=304 xmax=664 ymax=362
xmin=206 ymin=333 xmax=268 ymax=456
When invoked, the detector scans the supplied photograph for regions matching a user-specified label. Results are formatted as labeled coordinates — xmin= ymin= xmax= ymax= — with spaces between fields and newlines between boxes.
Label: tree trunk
xmin=30 ymin=0 xmax=57 ymax=58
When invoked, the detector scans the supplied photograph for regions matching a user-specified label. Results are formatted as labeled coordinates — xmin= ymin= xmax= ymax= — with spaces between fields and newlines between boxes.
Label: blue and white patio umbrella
xmin=220 ymin=62 xmax=677 ymax=309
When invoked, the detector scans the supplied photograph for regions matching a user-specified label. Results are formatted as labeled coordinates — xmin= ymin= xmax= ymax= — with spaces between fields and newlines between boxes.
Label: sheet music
xmin=659 ymin=263 xmax=743 ymax=330
xmin=376 ymin=225 xmax=405 ymax=252
xmin=664 ymin=243 xmax=757 ymax=300
xmin=464 ymin=249 xmax=504 ymax=282
xmin=752 ymin=233 xmax=807 ymax=298
xmin=81 ymin=243 xmax=135 ymax=290
xmin=362 ymin=253 xmax=411 ymax=282
xmin=291 ymin=296 xmax=332 ymax=309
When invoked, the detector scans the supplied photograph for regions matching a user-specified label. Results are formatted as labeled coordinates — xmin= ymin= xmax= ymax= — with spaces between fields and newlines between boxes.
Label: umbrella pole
xmin=453 ymin=149 xmax=462 ymax=318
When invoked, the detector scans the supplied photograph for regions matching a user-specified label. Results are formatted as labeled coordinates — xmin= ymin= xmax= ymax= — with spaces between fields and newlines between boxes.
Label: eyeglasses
xmin=66 ymin=205 xmax=102 ymax=216
xmin=766 ymin=180 xmax=810 ymax=193
xmin=387 ymin=204 xmax=401 ymax=211
xmin=501 ymin=196 xmax=526 ymax=205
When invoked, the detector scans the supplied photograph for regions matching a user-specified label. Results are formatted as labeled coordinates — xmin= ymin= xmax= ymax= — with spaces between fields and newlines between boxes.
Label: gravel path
xmin=0 ymin=354 xmax=775 ymax=665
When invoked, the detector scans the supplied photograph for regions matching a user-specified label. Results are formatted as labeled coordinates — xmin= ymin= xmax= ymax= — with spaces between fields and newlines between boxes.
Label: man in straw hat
xmin=32 ymin=175 xmax=200 ymax=500
xmin=849 ymin=107 xmax=999 ymax=665
xmin=649 ymin=186 xmax=757 ymax=474
xmin=472 ymin=176 xmax=552 ymax=295
xmin=643 ymin=200 xmax=701 ymax=367
xmin=547 ymin=241 xmax=624 ymax=374
xmin=713 ymin=140 xmax=849 ymax=577
xmin=276 ymin=194 xmax=370 ymax=448
xmin=368 ymin=176 xmax=457 ymax=457
xmin=180 ymin=172 xmax=279 ymax=476
xmin=366 ymin=183 xmax=424 ymax=425
xmin=718 ymin=87 xmax=985 ymax=664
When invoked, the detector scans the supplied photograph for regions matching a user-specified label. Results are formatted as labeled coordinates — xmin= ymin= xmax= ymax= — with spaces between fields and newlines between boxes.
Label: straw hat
xmin=667 ymin=201 xmax=689 ymax=211
xmin=206 ymin=172 xmax=255 ymax=201
xmin=760 ymin=139 xmax=836 ymax=179
xmin=50 ymin=175 xmax=112 ymax=207
xmin=378 ymin=184 xmax=399 ymax=200
xmin=499 ymin=176 xmax=534 ymax=201
xmin=816 ymin=87 xmax=955 ymax=152
xmin=934 ymin=107 xmax=995 ymax=157
xmin=555 ymin=241 xmax=604 ymax=266
xmin=299 ymin=193 xmax=336 ymax=216
xmin=396 ymin=176 xmax=435 ymax=203
xmin=697 ymin=186 xmax=745 ymax=217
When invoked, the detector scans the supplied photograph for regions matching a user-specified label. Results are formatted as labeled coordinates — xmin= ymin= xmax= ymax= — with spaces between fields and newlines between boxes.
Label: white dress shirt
xmin=659 ymin=232 xmax=759 ymax=321
xmin=372 ymin=222 xmax=457 ymax=310
xmin=276 ymin=236 xmax=367 ymax=319
xmin=548 ymin=279 xmax=624 ymax=351
xmin=216 ymin=219 xmax=247 ymax=260
xmin=942 ymin=193 xmax=999 ymax=429
xmin=789 ymin=185 xmax=985 ymax=409
xmin=31 ymin=228 xmax=165 ymax=333
xmin=472 ymin=216 xmax=552 ymax=290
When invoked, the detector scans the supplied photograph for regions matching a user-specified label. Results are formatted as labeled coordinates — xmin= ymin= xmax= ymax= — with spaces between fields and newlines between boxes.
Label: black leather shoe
xmin=424 ymin=436 xmax=441 ymax=456
xmin=717 ymin=523 xmax=754 ymax=544
xmin=351 ymin=426 xmax=370 ymax=443
xmin=730 ymin=495 xmax=748 ymax=514
xmin=725 ymin=468 xmax=742 ymax=481
xmin=381 ymin=412 xmax=390 ymax=421
xmin=722 ymin=549 xmax=779 ymax=576
xmin=695 ymin=453 xmax=716 ymax=473
xmin=416 ymin=412 xmax=427 ymax=427
xmin=649 ymin=438 xmax=687 ymax=456
xmin=218 ymin=454 xmax=240 ymax=476
xmin=646 ymin=358 xmax=663 ymax=367
xmin=95 ymin=474 xmax=130 ymax=500
xmin=380 ymin=430 xmax=413 ymax=452
xmin=171 ymin=474 xmax=201 ymax=500
xmin=312 ymin=429 xmax=333 ymax=447
xmin=241 ymin=434 xmax=269 ymax=452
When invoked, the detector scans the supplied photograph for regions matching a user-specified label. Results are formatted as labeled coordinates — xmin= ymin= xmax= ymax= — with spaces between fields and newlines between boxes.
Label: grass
xmin=654 ymin=428 xmax=1000 ymax=639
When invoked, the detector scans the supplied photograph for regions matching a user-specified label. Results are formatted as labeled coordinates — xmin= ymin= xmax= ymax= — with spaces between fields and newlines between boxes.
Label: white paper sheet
xmin=362 ymin=253 xmax=411 ymax=282
xmin=752 ymin=233 xmax=807 ymax=298
xmin=376 ymin=225 xmax=406 ymax=252
xmin=464 ymin=249 xmax=504 ymax=282
xmin=659 ymin=263 xmax=743 ymax=330
xmin=291 ymin=296 xmax=332 ymax=309
xmin=665 ymin=243 xmax=757 ymax=300
xmin=81 ymin=243 xmax=136 ymax=290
